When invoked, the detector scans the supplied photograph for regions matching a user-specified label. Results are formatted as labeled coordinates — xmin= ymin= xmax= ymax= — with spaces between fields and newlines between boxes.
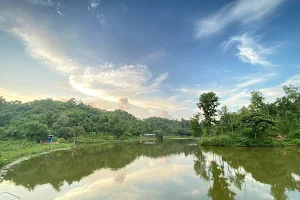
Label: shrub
xmin=287 ymin=129 xmax=300 ymax=139
xmin=198 ymin=134 xmax=276 ymax=147
xmin=23 ymin=121 xmax=49 ymax=141
xmin=57 ymin=127 xmax=75 ymax=139
xmin=57 ymin=138 xmax=65 ymax=143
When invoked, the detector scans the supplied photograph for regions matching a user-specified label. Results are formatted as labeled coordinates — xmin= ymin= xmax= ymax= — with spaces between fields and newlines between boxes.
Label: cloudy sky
xmin=0 ymin=0 xmax=299 ymax=119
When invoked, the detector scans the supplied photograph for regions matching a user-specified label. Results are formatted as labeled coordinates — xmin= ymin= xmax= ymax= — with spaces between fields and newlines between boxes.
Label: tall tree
xmin=197 ymin=92 xmax=220 ymax=134
xmin=190 ymin=114 xmax=202 ymax=137
xmin=219 ymin=105 xmax=233 ymax=133
xmin=249 ymin=91 xmax=266 ymax=113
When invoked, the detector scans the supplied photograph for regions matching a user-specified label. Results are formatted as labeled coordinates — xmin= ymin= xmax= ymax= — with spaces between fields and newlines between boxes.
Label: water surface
xmin=0 ymin=140 xmax=300 ymax=200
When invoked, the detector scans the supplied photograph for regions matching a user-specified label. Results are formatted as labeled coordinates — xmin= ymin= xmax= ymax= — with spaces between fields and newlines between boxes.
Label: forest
xmin=0 ymin=97 xmax=190 ymax=142
xmin=0 ymin=85 xmax=299 ymax=147
xmin=190 ymin=85 xmax=300 ymax=146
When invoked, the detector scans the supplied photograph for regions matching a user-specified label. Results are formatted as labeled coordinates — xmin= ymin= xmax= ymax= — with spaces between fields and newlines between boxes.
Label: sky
xmin=0 ymin=0 xmax=299 ymax=119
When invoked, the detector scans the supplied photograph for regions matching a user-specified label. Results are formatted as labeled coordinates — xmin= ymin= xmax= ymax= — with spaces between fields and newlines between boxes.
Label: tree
xmin=249 ymin=91 xmax=266 ymax=113
xmin=190 ymin=114 xmax=202 ymax=137
xmin=153 ymin=130 xmax=163 ymax=140
xmin=0 ymin=96 xmax=7 ymax=105
xmin=74 ymin=126 xmax=86 ymax=137
xmin=239 ymin=113 xmax=274 ymax=139
xmin=58 ymin=127 xmax=75 ymax=139
xmin=219 ymin=106 xmax=233 ymax=134
xmin=22 ymin=121 xmax=49 ymax=141
xmin=197 ymin=92 xmax=220 ymax=134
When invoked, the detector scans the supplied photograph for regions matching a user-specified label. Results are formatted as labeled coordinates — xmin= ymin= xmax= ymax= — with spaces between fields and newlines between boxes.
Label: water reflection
xmin=0 ymin=140 xmax=300 ymax=200
xmin=194 ymin=147 xmax=300 ymax=200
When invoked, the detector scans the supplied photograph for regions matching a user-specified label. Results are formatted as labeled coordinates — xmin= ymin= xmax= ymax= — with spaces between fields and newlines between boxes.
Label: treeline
xmin=190 ymin=85 xmax=300 ymax=146
xmin=0 ymin=97 xmax=190 ymax=141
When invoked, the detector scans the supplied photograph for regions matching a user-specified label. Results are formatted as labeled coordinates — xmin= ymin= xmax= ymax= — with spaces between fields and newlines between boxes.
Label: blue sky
xmin=0 ymin=0 xmax=299 ymax=119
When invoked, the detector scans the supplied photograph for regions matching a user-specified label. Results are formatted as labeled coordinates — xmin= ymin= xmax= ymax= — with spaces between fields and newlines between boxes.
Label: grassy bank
xmin=74 ymin=135 xmax=194 ymax=144
xmin=198 ymin=134 xmax=300 ymax=147
xmin=0 ymin=140 xmax=73 ymax=168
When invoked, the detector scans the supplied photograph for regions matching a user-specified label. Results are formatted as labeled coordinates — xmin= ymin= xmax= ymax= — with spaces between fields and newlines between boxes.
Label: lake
xmin=0 ymin=139 xmax=300 ymax=200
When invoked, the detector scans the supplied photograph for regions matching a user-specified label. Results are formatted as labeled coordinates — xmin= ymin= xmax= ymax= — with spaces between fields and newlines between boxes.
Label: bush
xmin=198 ymin=134 xmax=276 ymax=147
xmin=23 ymin=121 xmax=49 ymax=141
xmin=57 ymin=127 xmax=75 ymax=139
xmin=287 ymin=129 xmax=300 ymax=139
xmin=57 ymin=138 xmax=65 ymax=143
xmin=198 ymin=135 xmax=233 ymax=146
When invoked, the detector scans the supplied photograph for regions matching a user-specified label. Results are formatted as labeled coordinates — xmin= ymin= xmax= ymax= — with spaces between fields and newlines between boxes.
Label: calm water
xmin=0 ymin=140 xmax=300 ymax=200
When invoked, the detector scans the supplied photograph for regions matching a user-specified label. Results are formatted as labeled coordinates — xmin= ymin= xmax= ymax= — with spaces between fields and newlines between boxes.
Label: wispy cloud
xmin=260 ymin=74 xmax=300 ymax=102
xmin=222 ymin=34 xmax=279 ymax=67
xmin=138 ymin=51 xmax=167 ymax=63
xmin=223 ymin=74 xmax=300 ymax=108
xmin=69 ymin=64 xmax=168 ymax=97
xmin=88 ymin=0 xmax=106 ymax=26
xmin=57 ymin=10 xmax=64 ymax=16
xmin=0 ymin=10 xmax=183 ymax=116
xmin=236 ymin=73 xmax=275 ymax=87
xmin=89 ymin=0 xmax=100 ymax=9
xmin=68 ymin=64 xmax=179 ymax=110
xmin=25 ymin=0 xmax=55 ymax=6
xmin=0 ymin=12 xmax=79 ymax=73
xmin=0 ymin=88 xmax=31 ymax=102
xmin=196 ymin=0 xmax=285 ymax=38
xmin=176 ymin=72 xmax=276 ymax=110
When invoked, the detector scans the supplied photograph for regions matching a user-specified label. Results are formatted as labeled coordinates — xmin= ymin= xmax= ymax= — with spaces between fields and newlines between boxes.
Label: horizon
xmin=1 ymin=0 xmax=299 ymax=120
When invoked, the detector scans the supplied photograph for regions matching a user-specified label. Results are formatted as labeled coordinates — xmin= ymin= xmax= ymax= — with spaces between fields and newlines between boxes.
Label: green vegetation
xmin=0 ymin=140 xmax=72 ymax=167
xmin=0 ymin=97 xmax=190 ymax=142
xmin=0 ymin=97 xmax=192 ymax=167
xmin=190 ymin=85 xmax=300 ymax=146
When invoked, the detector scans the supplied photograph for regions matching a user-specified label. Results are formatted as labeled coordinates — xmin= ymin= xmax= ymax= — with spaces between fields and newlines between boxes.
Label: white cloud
xmin=57 ymin=10 xmax=64 ymax=17
xmin=236 ymin=73 xmax=275 ymax=87
xmin=223 ymin=74 xmax=300 ymax=108
xmin=222 ymin=34 xmax=278 ymax=67
xmin=0 ymin=10 xmax=184 ymax=118
xmin=176 ymin=73 xmax=277 ymax=110
xmin=90 ymin=0 xmax=100 ymax=9
xmin=221 ymin=89 xmax=251 ymax=108
xmin=159 ymin=109 xmax=173 ymax=119
xmin=69 ymin=63 xmax=168 ymax=97
xmin=138 ymin=51 xmax=167 ymax=63
xmin=0 ymin=87 xmax=59 ymax=102
xmin=118 ymin=97 xmax=129 ymax=110
xmin=0 ymin=12 xmax=80 ymax=74
xmin=260 ymin=74 xmax=300 ymax=103
xmin=196 ymin=0 xmax=285 ymax=38
xmin=68 ymin=65 xmax=183 ymax=111
xmin=87 ymin=0 xmax=106 ymax=26
xmin=0 ymin=88 xmax=32 ymax=102
xmin=25 ymin=0 xmax=55 ymax=6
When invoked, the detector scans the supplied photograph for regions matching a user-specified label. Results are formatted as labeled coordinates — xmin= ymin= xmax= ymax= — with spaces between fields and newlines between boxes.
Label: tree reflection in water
xmin=2 ymin=141 xmax=300 ymax=200
xmin=193 ymin=147 xmax=300 ymax=200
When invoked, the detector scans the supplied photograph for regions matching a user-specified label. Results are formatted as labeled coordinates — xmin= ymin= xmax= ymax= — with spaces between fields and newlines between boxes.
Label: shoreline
xmin=198 ymin=135 xmax=300 ymax=147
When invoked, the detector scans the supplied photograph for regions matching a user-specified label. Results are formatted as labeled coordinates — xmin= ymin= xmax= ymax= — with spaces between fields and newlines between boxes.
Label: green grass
xmin=75 ymin=134 xmax=194 ymax=144
xmin=198 ymin=134 xmax=300 ymax=147
xmin=0 ymin=140 xmax=72 ymax=168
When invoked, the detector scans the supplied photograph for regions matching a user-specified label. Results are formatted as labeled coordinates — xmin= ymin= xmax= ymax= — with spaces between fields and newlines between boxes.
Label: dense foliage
xmin=0 ymin=97 xmax=190 ymax=141
xmin=191 ymin=85 xmax=300 ymax=146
